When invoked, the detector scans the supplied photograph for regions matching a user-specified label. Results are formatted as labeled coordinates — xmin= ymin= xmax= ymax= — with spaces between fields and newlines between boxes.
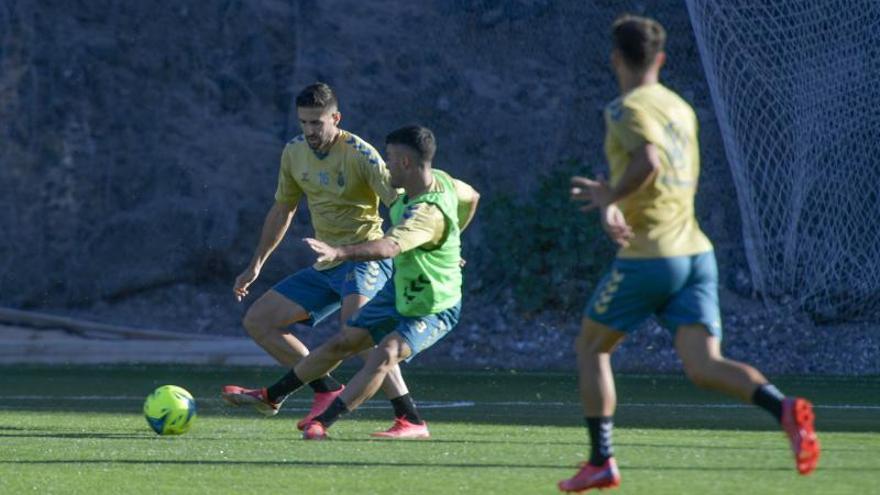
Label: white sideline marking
xmin=1 ymin=396 xmax=879 ymax=410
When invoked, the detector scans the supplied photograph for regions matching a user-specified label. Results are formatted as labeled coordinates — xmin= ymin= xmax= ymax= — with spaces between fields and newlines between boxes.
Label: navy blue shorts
xmin=348 ymin=281 xmax=461 ymax=362
xmin=585 ymin=251 xmax=722 ymax=339
xmin=273 ymin=259 xmax=392 ymax=326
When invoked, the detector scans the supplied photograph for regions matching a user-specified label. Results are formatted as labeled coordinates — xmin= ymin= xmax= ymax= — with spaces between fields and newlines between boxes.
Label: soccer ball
xmin=143 ymin=385 xmax=197 ymax=435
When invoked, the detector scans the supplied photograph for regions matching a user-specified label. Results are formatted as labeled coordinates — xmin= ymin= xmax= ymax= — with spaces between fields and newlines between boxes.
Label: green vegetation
xmin=479 ymin=160 xmax=615 ymax=313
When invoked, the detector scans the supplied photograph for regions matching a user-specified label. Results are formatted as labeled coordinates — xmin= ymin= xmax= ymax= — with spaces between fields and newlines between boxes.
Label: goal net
xmin=686 ymin=0 xmax=880 ymax=321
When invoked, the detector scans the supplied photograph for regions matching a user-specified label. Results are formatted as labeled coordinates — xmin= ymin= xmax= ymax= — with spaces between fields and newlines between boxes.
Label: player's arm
xmin=248 ymin=201 xmax=298 ymax=271
xmin=452 ymin=178 xmax=480 ymax=232
xmin=304 ymin=204 xmax=443 ymax=264
xmin=234 ymin=148 xmax=302 ymax=301
xmin=233 ymin=201 xmax=298 ymax=301
xmin=603 ymin=143 xmax=661 ymax=204
xmin=305 ymin=237 xmax=401 ymax=264
xmin=571 ymin=104 xmax=660 ymax=210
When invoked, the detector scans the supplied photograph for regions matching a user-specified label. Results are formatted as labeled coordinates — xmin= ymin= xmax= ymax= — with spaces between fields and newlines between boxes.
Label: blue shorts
xmin=585 ymin=251 xmax=722 ymax=339
xmin=348 ymin=281 xmax=461 ymax=362
xmin=273 ymin=259 xmax=392 ymax=326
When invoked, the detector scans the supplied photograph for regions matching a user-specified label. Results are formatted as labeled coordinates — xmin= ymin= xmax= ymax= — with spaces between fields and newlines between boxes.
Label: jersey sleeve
xmin=608 ymin=104 xmax=656 ymax=153
xmin=357 ymin=145 xmax=399 ymax=207
xmin=274 ymin=146 xmax=303 ymax=205
xmin=385 ymin=203 xmax=446 ymax=253
xmin=451 ymin=178 xmax=478 ymax=230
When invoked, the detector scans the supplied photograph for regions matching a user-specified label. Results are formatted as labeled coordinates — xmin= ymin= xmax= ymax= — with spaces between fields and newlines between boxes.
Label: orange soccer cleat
xmin=296 ymin=385 xmax=346 ymax=430
xmin=782 ymin=397 xmax=820 ymax=475
xmin=558 ymin=458 xmax=621 ymax=493
xmin=370 ymin=417 xmax=431 ymax=439
xmin=221 ymin=385 xmax=280 ymax=416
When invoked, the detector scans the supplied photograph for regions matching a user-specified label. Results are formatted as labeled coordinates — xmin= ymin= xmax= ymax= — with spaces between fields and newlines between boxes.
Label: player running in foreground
xmin=254 ymin=124 xmax=478 ymax=440
xmin=557 ymin=15 xmax=819 ymax=492
xmin=222 ymin=83 xmax=430 ymax=438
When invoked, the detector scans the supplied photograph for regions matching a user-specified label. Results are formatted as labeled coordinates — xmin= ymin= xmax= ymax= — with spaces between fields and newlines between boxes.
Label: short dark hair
xmin=386 ymin=125 xmax=436 ymax=163
xmin=295 ymin=82 xmax=338 ymax=110
xmin=612 ymin=15 xmax=666 ymax=71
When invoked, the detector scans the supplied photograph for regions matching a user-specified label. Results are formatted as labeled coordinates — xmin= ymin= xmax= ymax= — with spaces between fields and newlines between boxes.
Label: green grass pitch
xmin=1 ymin=365 xmax=878 ymax=494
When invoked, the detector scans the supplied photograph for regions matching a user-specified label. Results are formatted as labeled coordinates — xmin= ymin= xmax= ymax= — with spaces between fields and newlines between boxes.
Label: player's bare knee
xmin=372 ymin=344 xmax=401 ymax=373
xmin=242 ymin=309 xmax=269 ymax=341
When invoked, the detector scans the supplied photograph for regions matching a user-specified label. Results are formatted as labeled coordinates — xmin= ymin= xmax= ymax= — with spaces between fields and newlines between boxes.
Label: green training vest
xmin=389 ymin=169 xmax=462 ymax=316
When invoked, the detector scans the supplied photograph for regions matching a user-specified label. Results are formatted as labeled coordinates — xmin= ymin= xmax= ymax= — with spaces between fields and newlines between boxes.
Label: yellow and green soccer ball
xmin=143 ymin=385 xmax=197 ymax=435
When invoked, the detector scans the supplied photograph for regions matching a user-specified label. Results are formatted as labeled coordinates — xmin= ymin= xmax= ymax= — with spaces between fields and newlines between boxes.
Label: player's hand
xmin=571 ymin=176 xmax=614 ymax=211
xmin=304 ymin=237 xmax=340 ymax=264
xmin=601 ymin=204 xmax=633 ymax=248
xmin=233 ymin=265 xmax=260 ymax=302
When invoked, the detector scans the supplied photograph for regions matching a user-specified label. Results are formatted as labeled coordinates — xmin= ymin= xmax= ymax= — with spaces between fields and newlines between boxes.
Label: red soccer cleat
xmin=220 ymin=385 xmax=280 ymax=417
xmin=370 ymin=417 xmax=431 ymax=439
xmin=558 ymin=458 xmax=621 ymax=493
xmin=296 ymin=385 xmax=345 ymax=430
xmin=782 ymin=397 xmax=820 ymax=475
xmin=302 ymin=420 xmax=329 ymax=441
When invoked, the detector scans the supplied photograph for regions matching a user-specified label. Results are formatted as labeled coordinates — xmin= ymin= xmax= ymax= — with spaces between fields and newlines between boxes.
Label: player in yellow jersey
xmin=221 ymin=83 xmax=428 ymax=438
xmin=557 ymin=16 xmax=820 ymax=492
xmin=237 ymin=125 xmax=480 ymax=441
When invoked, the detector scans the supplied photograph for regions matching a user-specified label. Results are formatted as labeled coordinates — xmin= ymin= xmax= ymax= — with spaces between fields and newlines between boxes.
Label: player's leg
xmin=675 ymin=325 xmax=819 ymax=474
xmin=560 ymin=260 xmax=661 ymax=492
xmin=667 ymin=252 xmax=819 ymax=475
xmin=339 ymin=261 xmax=428 ymax=434
xmin=241 ymin=290 xmax=310 ymax=366
xmin=675 ymin=325 xmax=767 ymax=401
xmin=302 ymin=332 xmax=409 ymax=440
xmin=342 ymin=332 xmax=412 ymax=412
xmin=303 ymin=301 xmax=460 ymax=440
xmin=346 ymin=306 xmax=427 ymax=435
xmin=222 ymin=266 xmax=345 ymax=414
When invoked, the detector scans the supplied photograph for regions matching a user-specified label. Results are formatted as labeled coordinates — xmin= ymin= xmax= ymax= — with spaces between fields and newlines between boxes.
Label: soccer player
xmin=256 ymin=124 xmax=478 ymax=441
xmin=222 ymin=83 xmax=429 ymax=438
xmin=557 ymin=15 xmax=820 ymax=492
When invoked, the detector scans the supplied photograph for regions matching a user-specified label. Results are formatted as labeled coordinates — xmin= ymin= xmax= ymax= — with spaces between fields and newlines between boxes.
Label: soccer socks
xmin=390 ymin=393 xmax=424 ymax=424
xmin=266 ymin=370 xmax=304 ymax=403
xmin=266 ymin=371 xmax=343 ymax=404
xmin=309 ymin=375 xmax=344 ymax=394
xmin=586 ymin=417 xmax=615 ymax=466
xmin=752 ymin=383 xmax=785 ymax=422
xmin=314 ymin=396 xmax=350 ymax=428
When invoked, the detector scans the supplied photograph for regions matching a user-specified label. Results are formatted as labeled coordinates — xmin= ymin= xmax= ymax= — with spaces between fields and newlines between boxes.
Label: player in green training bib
xmin=558 ymin=15 xmax=820 ymax=493
xmin=240 ymin=124 xmax=479 ymax=440
xmin=221 ymin=83 xmax=434 ymax=438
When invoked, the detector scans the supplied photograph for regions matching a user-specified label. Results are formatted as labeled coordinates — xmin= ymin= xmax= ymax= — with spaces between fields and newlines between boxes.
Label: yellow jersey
xmin=275 ymin=130 xmax=398 ymax=269
xmin=604 ymin=83 xmax=713 ymax=258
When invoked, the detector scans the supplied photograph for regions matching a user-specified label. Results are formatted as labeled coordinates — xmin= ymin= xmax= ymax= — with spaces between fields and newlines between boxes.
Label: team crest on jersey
xmin=318 ymin=171 xmax=330 ymax=186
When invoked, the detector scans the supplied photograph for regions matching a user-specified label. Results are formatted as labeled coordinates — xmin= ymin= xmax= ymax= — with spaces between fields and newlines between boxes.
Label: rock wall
xmin=1 ymin=1 xmax=744 ymax=309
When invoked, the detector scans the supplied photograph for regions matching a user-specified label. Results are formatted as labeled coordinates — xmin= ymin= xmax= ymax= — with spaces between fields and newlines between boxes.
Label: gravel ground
xmin=47 ymin=281 xmax=880 ymax=376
